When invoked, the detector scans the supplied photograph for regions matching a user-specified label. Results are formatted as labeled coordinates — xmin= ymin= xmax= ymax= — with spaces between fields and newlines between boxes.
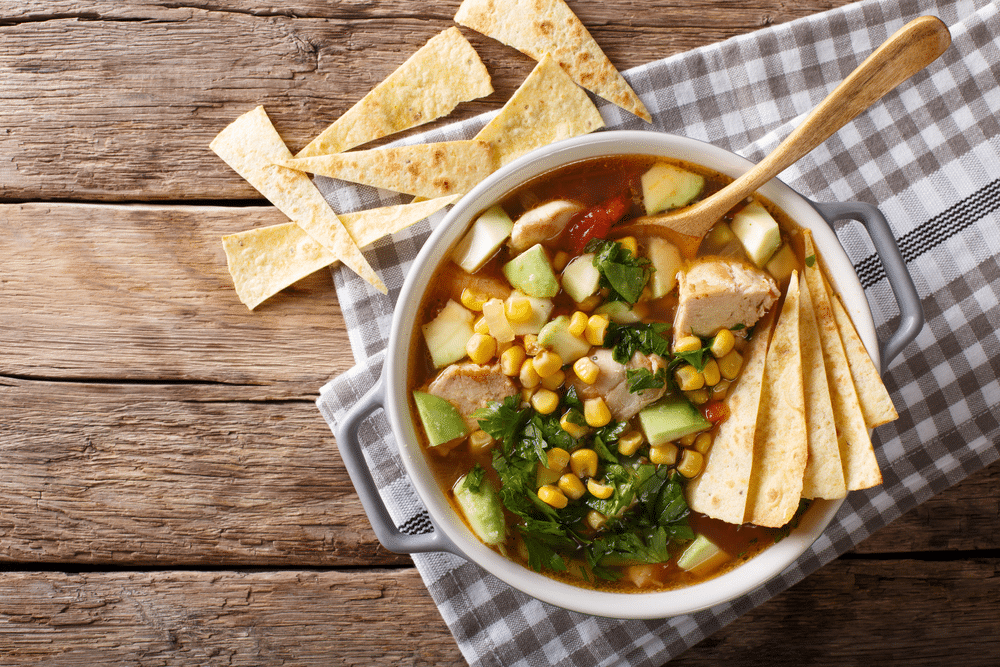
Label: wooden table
xmin=2 ymin=1 xmax=998 ymax=664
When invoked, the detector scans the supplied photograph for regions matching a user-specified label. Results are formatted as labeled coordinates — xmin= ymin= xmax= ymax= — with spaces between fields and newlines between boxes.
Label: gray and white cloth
xmin=316 ymin=0 xmax=1000 ymax=664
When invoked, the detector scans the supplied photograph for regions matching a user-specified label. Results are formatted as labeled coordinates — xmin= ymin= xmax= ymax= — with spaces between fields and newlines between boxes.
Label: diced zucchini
xmin=594 ymin=300 xmax=642 ymax=324
xmin=506 ymin=292 xmax=553 ymax=336
xmin=638 ymin=395 xmax=711 ymax=446
xmin=452 ymin=205 xmax=514 ymax=273
xmin=413 ymin=391 xmax=469 ymax=447
xmin=538 ymin=315 xmax=592 ymax=363
xmin=502 ymin=243 xmax=559 ymax=298
xmin=453 ymin=472 xmax=506 ymax=545
xmin=765 ymin=243 xmax=798 ymax=283
xmin=676 ymin=534 xmax=730 ymax=574
xmin=730 ymin=202 xmax=781 ymax=268
xmin=561 ymin=253 xmax=601 ymax=303
xmin=421 ymin=299 xmax=475 ymax=368
xmin=641 ymin=162 xmax=705 ymax=215
xmin=647 ymin=237 xmax=683 ymax=299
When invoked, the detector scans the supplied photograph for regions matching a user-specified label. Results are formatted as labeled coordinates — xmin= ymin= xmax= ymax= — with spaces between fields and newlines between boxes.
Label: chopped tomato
xmin=562 ymin=194 xmax=631 ymax=254
xmin=701 ymin=401 xmax=729 ymax=424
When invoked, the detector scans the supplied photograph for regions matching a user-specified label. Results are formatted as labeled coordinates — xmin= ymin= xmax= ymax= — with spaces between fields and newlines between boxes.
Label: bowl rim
xmin=382 ymin=130 xmax=872 ymax=619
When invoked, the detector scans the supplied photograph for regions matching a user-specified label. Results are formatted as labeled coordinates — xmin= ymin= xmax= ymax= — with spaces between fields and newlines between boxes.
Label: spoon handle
xmin=706 ymin=16 xmax=951 ymax=219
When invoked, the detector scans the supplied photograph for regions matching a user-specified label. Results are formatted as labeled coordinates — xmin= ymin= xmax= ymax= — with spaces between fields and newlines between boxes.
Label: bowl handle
xmin=811 ymin=199 xmax=924 ymax=370
xmin=334 ymin=375 xmax=461 ymax=556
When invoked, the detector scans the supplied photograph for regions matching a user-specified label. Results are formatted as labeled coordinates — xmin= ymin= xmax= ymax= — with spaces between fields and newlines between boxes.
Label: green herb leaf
xmin=605 ymin=321 xmax=671 ymax=364
xmin=584 ymin=239 xmax=652 ymax=305
xmin=465 ymin=463 xmax=486 ymax=493
xmin=672 ymin=344 xmax=712 ymax=372
xmin=626 ymin=367 xmax=667 ymax=393
xmin=474 ymin=395 xmax=530 ymax=454
xmin=805 ymin=254 xmax=816 ymax=267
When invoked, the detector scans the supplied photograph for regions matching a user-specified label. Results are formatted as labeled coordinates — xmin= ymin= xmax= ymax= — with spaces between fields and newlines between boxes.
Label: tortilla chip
xmin=798 ymin=269 xmax=847 ymax=500
xmin=222 ymin=196 xmax=458 ymax=309
xmin=474 ymin=53 xmax=604 ymax=168
xmin=455 ymin=0 xmax=650 ymax=122
xmin=829 ymin=289 xmax=899 ymax=428
xmin=746 ymin=273 xmax=808 ymax=527
xmin=210 ymin=106 xmax=386 ymax=294
xmin=281 ymin=140 xmax=494 ymax=198
xmin=687 ymin=307 xmax=775 ymax=525
xmin=296 ymin=28 xmax=493 ymax=158
xmin=803 ymin=231 xmax=881 ymax=490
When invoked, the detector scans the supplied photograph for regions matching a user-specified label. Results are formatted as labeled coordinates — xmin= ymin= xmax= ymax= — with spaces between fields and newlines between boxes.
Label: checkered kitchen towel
xmin=317 ymin=0 xmax=1000 ymax=664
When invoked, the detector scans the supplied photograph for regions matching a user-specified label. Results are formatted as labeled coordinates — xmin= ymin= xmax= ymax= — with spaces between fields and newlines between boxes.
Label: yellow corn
xmin=519 ymin=358 xmax=541 ymax=389
xmin=686 ymin=388 xmax=710 ymax=405
xmin=506 ymin=293 xmax=533 ymax=323
xmin=460 ymin=287 xmax=490 ymax=312
xmin=677 ymin=449 xmax=705 ymax=478
xmin=710 ymin=379 xmax=731 ymax=401
xmin=570 ymin=448 xmax=598 ymax=478
xmin=679 ymin=432 xmax=698 ymax=447
xmin=537 ymin=484 xmax=568 ymax=509
xmin=673 ymin=335 xmax=703 ymax=354
xmin=520 ymin=387 xmax=535 ymax=405
xmin=541 ymin=369 xmax=565 ymax=391
xmin=586 ymin=509 xmax=608 ymax=531
xmin=559 ymin=411 xmax=589 ymax=439
xmin=618 ymin=236 xmax=639 ymax=257
xmin=546 ymin=447 xmax=571 ymax=471
xmin=552 ymin=250 xmax=570 ymax=272
xmin=572 ymin=356 xmax=600 ymax=384
xmin=618 ymin=431 xmax=644 ymax=457
xmin=585 ymin=315 xmax=610 ymax=346
xmin=587 ymin=479 xmax=614 ymax=499
xmin=468 ymin=430 xmax=494 ymax=454
xmin=568 ymin=311 xmax=589 ymax=337
xmin=674 ymin=364 xmax=705 ymax=391
xmin=523 ymin=334 xmax=542 ymax=356
xmin=532 ymin=350 xmax=563 ymax=378
xmin=649 ymin=443 xmax=678 ymax=466
xmin=719 ymin=349 xmax=744 ymax=380
xmin=474 ymin=316 xmax=490 ymax=335
xmin=702 ymin=358 xmax=721 ymax=386
xmin=500 ymin=345 xmax=526 ymax=376
xmin=583 ymin=397 xmax=612 ymax=427
xmin=558 ymin=473 xmax=586 ymax=500
xmin=531 ymin=388 xmax=560 ymax=415
xmin=711 ymin=328 xmax=736 ymax=358
xmin=466 ymin=333 xmax=497 ymax=365
xmin=693 ymin=432 xmax=713 ymax=455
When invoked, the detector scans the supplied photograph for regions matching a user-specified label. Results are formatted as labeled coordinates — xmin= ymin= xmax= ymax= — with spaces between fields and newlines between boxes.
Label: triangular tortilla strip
xmin=296 ymin=28 xmax=493 ymax=158
xmin=474 ymin=53 xmax=604 ymax=168
xmin=803 ymin=231 xmax=881 ymax=490
xmin=746 ymin=273 xmax=808 ymax=527
xmin=455 ymin=0 xmax=651 ymax=122
xmin=829 ymin=289 xmax=899 ymax=428
xmin=210 ymin=106 xmax=385 ymax=293
xmin=687 ymin=307 xmax=775 ymax=525
xmin=222 ymin=196 xmax=458 ymax=309
xmin=798 ymin=269 xmax=847 ymax=500
xmin=281 ymin=140 xmax=494 ymax=198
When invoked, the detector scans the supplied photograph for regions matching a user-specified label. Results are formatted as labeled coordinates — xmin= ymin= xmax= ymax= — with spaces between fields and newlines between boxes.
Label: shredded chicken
xmin=427 ymin=362 xmax=518 ymax=431
xmin=570 ymin=349 xmax=668 ymax=421
xmin=673 ymin=257 xmax=780 ymax=339
xmin=509 ymin=199 xmax=584 ymax=251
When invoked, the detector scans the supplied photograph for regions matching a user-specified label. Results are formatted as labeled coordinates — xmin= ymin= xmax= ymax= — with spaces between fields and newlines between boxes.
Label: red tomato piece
xmin=562 ymin=194 xmax=631 ymax=254
xmin=701 ymin=401 xmax=729 ymax=424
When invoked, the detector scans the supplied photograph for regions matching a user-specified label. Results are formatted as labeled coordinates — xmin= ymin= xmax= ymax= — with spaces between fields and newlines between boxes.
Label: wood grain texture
xmin=0 ymin=0 xmax=857 ymax=201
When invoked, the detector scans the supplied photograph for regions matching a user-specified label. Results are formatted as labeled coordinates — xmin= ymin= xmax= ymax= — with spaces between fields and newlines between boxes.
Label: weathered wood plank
xmin=0 ymin=203 xmax=353 ymax=387
xmin=0 ymin=1 xmax=858 ymax=201
xmin=0 ymin=559 xmax=996 ymax=666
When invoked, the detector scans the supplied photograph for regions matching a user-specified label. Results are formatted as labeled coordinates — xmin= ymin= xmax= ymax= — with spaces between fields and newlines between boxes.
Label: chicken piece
xmin=673 ymin=257 xmax=780 ymax=339
xmin=427 ymin=362 xmax=518 ymax=431
xmin=510 ymin=199 xmax=584 ymax=251
xmin=570 ymin=349 xmax=668 ymax=421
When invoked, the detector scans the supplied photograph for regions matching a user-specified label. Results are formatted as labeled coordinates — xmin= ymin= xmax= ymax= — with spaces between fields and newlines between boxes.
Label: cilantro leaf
xmin=805 ymin=254 xmax=816 ymax=267
xmin=465 ymin=463 xmax=486 ymax=493
xmin=604 ymin=321 xmax=671 ymax=364
xmin=626 ymin=367 xmax=667 ymax=393
xmin=672 ymin=343 xmax=712 ymax=372
xmin=584 ymin=239 xmax=652 ymax=305
xmin=474 ymin=395 xmax=530 ymax=454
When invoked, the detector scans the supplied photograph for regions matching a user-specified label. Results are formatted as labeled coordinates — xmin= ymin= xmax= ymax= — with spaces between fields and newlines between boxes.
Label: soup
xmin=409 ymin=155 xmax=806 ymax=592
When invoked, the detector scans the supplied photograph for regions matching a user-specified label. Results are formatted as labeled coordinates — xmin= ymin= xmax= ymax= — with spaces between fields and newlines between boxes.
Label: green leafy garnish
xmin=805 ymin=254 xmax=816 ymax=267
xmin=584 ymin=239 xmax=652 ymax=305
xmin=474 ymin=395 xmax=530 ymax=455
xmin=672 ymin=343 xmax=712 ymax=372
xmin=626 ymin=367 xmax=667 ymax=393
xmin=465 ymin=463 xmax=486 ymax=493
xmin=604 ymin=321 xmax=671 ymax=364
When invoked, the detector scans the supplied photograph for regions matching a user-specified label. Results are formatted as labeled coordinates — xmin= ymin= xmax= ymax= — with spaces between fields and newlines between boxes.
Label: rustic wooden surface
xmin=2 ymin=1 xmax=997 ymax=665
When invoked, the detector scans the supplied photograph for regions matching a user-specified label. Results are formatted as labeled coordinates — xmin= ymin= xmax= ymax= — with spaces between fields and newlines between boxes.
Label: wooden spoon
xmin=619 ymin=15 xmax=951 ymax=240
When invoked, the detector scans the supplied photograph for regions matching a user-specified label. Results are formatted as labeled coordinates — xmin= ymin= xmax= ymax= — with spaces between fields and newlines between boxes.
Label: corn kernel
xmin=585 ymin=314 xmax=610 ymax=346
xmin=618 ymin=236 xmax=639 ymax=257
xmin=537 ymin=484 xmax=568 ymax=509
xmin=519 ymin=358 xmax=541 ymax=388
xmin=541 ymin=369 xmax=565 ymax=391
xmin=558 ymin=473 xmax=586 ymax=500
xmin=559 ymin=411 xmax=589 ymax=439
xmin=686 ymin=388 xmax=710 ymax=405
xmin=618 ymin=431 xmax=644 ymax=457
xmin=693 ymin=432 xmax=713 ymax=455
xmin=523 ymin=334 xmax=542 ymax=356
xmin=505 ymin=293 xmax=533 ymax=323
xmin=679 ymin=432 xmax=698 ymax=447
xmin=702 ymin=358 xmax=722 ymax=386
xmin=496 ymin=339 xmax=513 ymax=355
xmin=572 ymin=356 xmax=600 ymax=384
xmin=583 ymin=397 xmax=612 ymax=427
xmin=586 ymin=509 xmax=608 ymax=531
xmin=466 ymin=333 xmax=497 ymax=365
xmin=568 ymin=311 xmax=589 ymax=337
xmin=570 ymin=449 xmax=598 ymax=478
xmin=673 ymin=335 xmax=703 ymax=354
xmin=500 ymin=345 xmax=526 ymax=376
xmin=587 ymin=479 xmax=614 ymax=499
xmin=521 ymin=387 xmax=535 ymax=404
xmin=711 ymin=328 xmax=736 ymax=358
xmin=532 ymin=350 xmax=563 ymax=378
xmin=711 ymin=380 xmax=731 ymax=401
xmin=677 ymin=449 xmax=705 ymax=478
xmin=553 ymin=250 xmax=570 ymax=272
xmin=468 ymin=430 xmax=494 ymax=454
xmin=531 ymin=388 xmax=560 ymax=415
xmin=474 ymin=316 xmax=490 ymax=335
xmin=545 ymin=447 xmax=571 ymax=471
xmin=719 ymin=349 xmax=744 ymax=380
xmin=577 ymin=294 xmax=602 ymax=312
xmin=674 ymin=364 xmax=705 ymax=391
xmin=649 ymin=443 xmax=678 ymax=466
xmin=460 ymin=287 xmax=490 ymax=311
